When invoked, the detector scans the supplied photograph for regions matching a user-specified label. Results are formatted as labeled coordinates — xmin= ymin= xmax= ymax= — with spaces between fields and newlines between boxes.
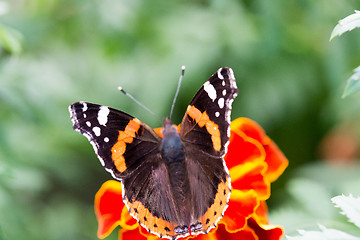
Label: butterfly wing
xmin=179 ymin=67 xmax=238 ymax=234
xmin=69 ymin=102 xmax=161 ymax=180
xmin=69 ymin=102 xmax=185 ymax=239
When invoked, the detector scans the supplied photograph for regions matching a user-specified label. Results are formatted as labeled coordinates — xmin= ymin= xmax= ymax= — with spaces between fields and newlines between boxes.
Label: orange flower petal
xmin=95 ymin=180 xmax=138 ymax=239
xmin=230 ymin=118 xmax=288 ymax=182
xmin=263 ymin=141 xmax=288 ymax=182
xmin=225 ymin=128 xmax=265 ymax=170
xmin=221 ymin=189 xmax=259 ymax=232
xmin=193 ymin=223 xmax=258 ymax=240
xmin=230 ymin=162 xmax=270 ymax=200
xmin=231 ymin=118 xmax=266 ymax=143
xmin=153 ymin=127 xmax=163 ymax=138
xmin=119 ymin=227 xmax=149 ymax=240
xmin=253 ymin=201 xmax=269 ymax=225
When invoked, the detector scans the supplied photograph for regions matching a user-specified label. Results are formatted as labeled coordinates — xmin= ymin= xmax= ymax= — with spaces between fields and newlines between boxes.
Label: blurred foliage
xmin=0 ymin=24 xmax=22 ymax=55
xmin=284 ymin=187 xmax=360 ymax=240
xmin=287 ymin=192 xmax=360 ymax=240
xmin=1 ymin=0 xmax=360 ymax=239
xmin=270 ymin=162 xmax=360 ymax=237
xmin=331 ymin=10 xmax=360 ymax=98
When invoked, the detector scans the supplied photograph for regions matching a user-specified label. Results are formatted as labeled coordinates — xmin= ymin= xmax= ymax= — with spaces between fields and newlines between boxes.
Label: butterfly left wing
xmin=179 ymin=67 xmax=238 ymax=235
xmin=70 ymin=102 xmax=191 ymax=239
xmin=69 ymin=101 xmax=162 ymax=180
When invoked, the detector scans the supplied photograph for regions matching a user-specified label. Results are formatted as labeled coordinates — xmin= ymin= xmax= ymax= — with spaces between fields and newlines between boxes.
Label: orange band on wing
xmin=111 ymin=118 xmax=141 ymax=172
xmin=187 ymin=105 xmax=221 ymax=151
xmin=125 ymin=198 xmax=176 ymax=239
xmin=199 ymin=177 xmax=231 ymax=233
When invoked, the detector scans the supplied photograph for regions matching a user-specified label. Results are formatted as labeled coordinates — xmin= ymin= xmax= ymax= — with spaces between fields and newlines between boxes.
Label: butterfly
xmin=69 ymin=67 xmax=238 ymax=239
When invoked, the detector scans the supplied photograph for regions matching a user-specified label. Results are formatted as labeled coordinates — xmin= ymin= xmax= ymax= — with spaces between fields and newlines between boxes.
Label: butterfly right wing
xmin=179 ymin=67 xmax=238 ymax=235
xmin=69 ymin=101 xmax=162 ymax=180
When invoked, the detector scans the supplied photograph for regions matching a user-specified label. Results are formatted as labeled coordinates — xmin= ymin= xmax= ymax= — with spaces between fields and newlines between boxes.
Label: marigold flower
xmin=94 ymin=117 xmax=288 ymax=240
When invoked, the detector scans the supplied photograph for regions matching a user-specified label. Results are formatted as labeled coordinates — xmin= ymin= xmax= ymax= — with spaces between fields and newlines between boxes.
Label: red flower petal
xmin=230 ymin=118 xmax=288 ymax=182
xmin=95 ymin=180 xmax=138 ymax=239
xmin=193 ymin=223 xmax=258 ymax=240
xmin=230 ymin=162 xmax=270 ymax=200
xmin=253 ymin=200 xmax=269 ymax=225
xmin=119 ymin=226 xmax=159 ymax=240
xmin=221 ymin=189 xmax=259 ymax=232
xmin=246 ymin=218 xmax=284 ymax=240
xmin=263 ymin=141 xmax=288 ymax=182
xmin=225 ymin=129 xmax=266 ymax=169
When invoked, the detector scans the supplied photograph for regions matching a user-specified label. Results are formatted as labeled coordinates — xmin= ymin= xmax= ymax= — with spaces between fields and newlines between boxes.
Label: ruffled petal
xmin=253 ymin=200 xmax=269 ymax=225
xmin=95 ymin=180 xmax=138 ymax=239
xmin=263 ymin=141 xmax=288 ymax=182
xmin=230 ymin=162 xmax=270 ymax=200
xmin=221 ymin=189 xmax=259 ymax=232
xmin=194 ymin=223 xmax=258 ymax=240
xmin=119 ymin=226 xmax=159 ymax=240
xmin=225 ymin=127 xmax=266 ymax=169
xmin=230 ymin=118 xmax=288 ymax=182
xmin=246 ymin=218 xmax=284 ymax=240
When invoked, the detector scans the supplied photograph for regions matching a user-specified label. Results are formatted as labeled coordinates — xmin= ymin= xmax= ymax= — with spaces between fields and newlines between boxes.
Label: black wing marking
xmin=180 ymin=67 xmax=238 ymax=157
xmin=69 ymin=101 xmax=161 ymax=180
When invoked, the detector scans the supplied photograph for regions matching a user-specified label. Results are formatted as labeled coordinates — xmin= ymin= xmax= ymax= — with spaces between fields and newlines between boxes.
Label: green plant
xmin=331 ymin=10 xmax=360 ymax=98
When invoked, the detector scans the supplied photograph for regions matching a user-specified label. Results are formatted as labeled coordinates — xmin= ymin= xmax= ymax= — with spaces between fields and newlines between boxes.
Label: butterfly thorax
xmin=160 ymin=118 xmax=185 ymax=164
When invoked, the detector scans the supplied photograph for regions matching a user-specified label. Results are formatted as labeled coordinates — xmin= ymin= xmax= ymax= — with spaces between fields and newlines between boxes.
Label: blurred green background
xmin=1 ymin=0 xmax=360 ymax=239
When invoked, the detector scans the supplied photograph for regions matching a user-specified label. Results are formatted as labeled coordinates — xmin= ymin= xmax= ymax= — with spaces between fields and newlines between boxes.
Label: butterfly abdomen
xmin=160 ymin=119 xmax=192 ymax=223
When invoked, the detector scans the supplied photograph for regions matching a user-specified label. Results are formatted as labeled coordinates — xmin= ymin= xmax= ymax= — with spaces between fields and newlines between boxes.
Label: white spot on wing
xmin=217 ymin=68 xmax=224 ymax=79
xmin=82 ymin=102 xmax=88 ymax=111
xmin=228 ymin=68 xmax=235 ymax=80
xmin=203 ymin=81 xmax=217 ymax=101
xmin=68 ymin=105 xmax=77 ymax=126
xmin=222 ymin=89 xmax=226 ymax=96
xmin=215 ymin=111 xmax=220 ymax=117
xmin=93 ymin=126 xmax=101 ymax=136
xmin=222 ymin=80 xmax=225 ymax=86
xmin=98 ymin=106 xmax=110 ymax=126
xmin=225 ymin=98 xmax=234 ymax=123
xmin=218 ymin=98 xmax=224 ymax=109
xmin=104 ymin=137 xmax=109 ymax=142
xmin=86 ymin=121 xmax=91 ymax=127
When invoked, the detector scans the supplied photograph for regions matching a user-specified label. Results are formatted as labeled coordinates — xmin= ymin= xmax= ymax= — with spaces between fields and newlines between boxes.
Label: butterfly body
xmin=69 ymin=67 xmax=238 ymax=239
xmin=161 ymin=119 xmax=185 ymax=165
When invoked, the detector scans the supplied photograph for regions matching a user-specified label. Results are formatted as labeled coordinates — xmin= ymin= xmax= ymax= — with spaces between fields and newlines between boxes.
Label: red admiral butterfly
xmin=69 ymin=67 xmax=238 ymax=239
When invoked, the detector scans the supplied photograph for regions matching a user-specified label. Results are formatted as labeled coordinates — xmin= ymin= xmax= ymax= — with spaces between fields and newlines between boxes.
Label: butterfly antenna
xmin=118 ymin=86 xmax=162 ymax=122
xmin=169 ymin=65 xmax=185 ymax=120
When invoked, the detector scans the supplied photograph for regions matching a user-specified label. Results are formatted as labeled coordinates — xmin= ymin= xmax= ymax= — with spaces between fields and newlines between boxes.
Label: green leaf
xmin=0 ymin=24 xmax=22 ymax=55
xmin=287 ymin=178 xmax=333 ymax=218
xmin=287 ymin=224 xmax=360 ymax=240
xmin=342 ymin=66 xmax=360 ymax=98
xmin=332 ymin=195 xmax=360 ymax=229
xmin=330 ymin=10 xmax=360 ymax=41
